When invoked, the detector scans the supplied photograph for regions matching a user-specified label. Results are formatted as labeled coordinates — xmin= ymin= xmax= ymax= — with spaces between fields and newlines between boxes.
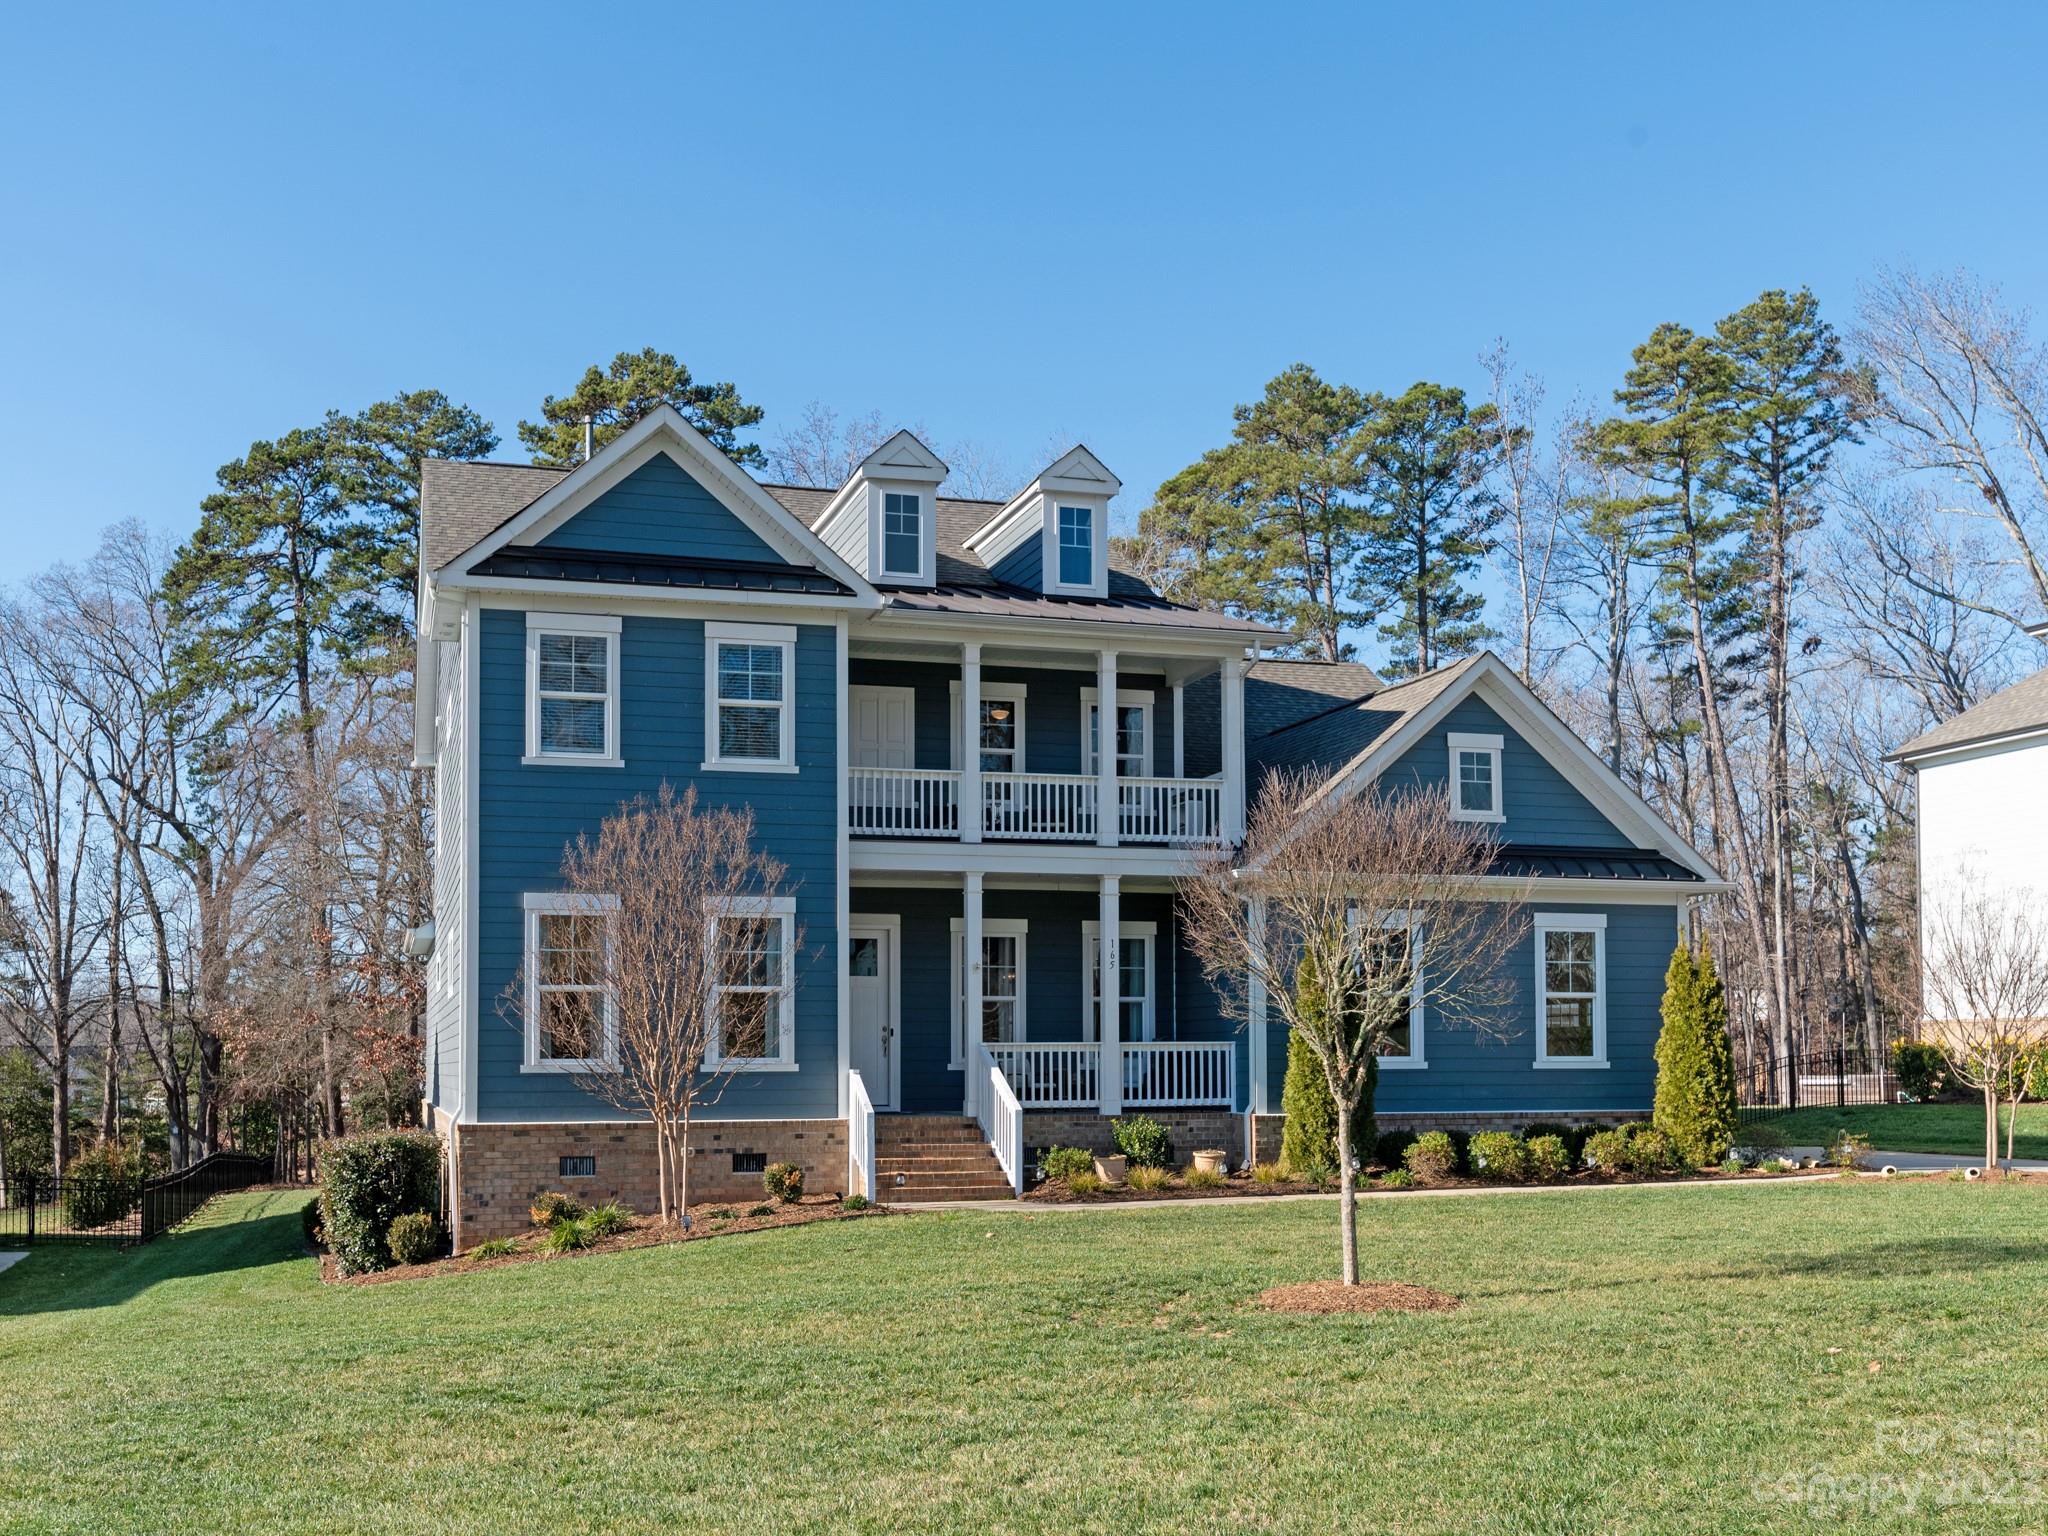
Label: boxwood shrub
xmin=319 ymin=1131 xmax=442 ymax=1275
xmin=1404 ymin=1131 xmax=1457 ymax=1182
xmin=386 ymin=1210 xmax=442 ymax=1267
xmin=1525 ymin=1134 xmax=1572 ymax=1182
xmin=1372 ymin=1129 xmax=1413 ymax=1169
xmin=1468 ymin=1131 xmax=1531 ymax=1183
xmin=1112 ymin=1114 xmax=1172 ymax=1169
xmin=1040 ymin=1145 xmax=1094 ymax=1181
xmin=763 ymin=1162 xmax=804 ymax=1202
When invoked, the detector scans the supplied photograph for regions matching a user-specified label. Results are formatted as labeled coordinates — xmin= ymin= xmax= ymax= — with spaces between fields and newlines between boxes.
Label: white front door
xmin=850 ymin=685 xmax=915 ymax=768
xmin=849 ymin=924 xmax=897 ymax=1111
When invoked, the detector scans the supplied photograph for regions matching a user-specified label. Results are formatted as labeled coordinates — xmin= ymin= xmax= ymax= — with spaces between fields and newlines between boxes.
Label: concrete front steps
xmin=874 ymin=1115 xmax=1015 ymax=1202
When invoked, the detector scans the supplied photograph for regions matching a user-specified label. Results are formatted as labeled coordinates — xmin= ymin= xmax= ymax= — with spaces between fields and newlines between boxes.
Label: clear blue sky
xmin=3 ymin=2 xmax=2044 ymax=572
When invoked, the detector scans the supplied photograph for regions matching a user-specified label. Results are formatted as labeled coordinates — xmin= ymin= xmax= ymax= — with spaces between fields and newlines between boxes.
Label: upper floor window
xmin=525 ymin=612 xmax=621 ymax=767
xmin=704 ymin=622 xmax=796 ymax=771
xmin=1534 ymin=913 xmax=1607 ymax=1068
xmin=1448 ymin=732 xmax=1504 ymax=822
xmin=707 ymin=897 xmax=798 ymax=1069
xmin=521 ymin=893 xmax=618 ymax=1072
xmin=882 ymin=492 xmax=922 ymax=578
xmin=1056 ymin=504 xmax=1094 ymax=587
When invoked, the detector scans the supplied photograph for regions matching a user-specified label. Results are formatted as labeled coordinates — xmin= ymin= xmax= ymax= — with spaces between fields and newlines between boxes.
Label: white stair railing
xmin=848 ymin=767 xmax=959 ymax=837
xmin=975 ymin=1046 xmax=1024 ymax=1196
xmin=846 ymin=1070 xmax=876 ymax=1201
xmin=1120 ymin=1041 xmax=1236 ymax=1108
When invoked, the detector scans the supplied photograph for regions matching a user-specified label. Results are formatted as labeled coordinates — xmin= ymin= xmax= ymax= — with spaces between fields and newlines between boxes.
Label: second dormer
xmin=811 ymin=430 xmax=948 ymax=588
xmin=964 ymin=445 xmax=1120 ymax=599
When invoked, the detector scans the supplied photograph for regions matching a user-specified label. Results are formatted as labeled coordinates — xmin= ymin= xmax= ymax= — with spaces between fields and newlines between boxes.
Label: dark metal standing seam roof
xmin=1488 ymin=844 xmax=1703 ymax=883
xmin=469 ymin=545 xmax=853 ymax=597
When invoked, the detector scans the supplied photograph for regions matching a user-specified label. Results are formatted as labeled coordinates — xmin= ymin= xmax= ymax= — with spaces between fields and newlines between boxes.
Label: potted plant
xmin=1092 ymin=1153 xmax=1128 ymax=1185
xmin=1191 ymin=1148 xmax=1229 ymax=1176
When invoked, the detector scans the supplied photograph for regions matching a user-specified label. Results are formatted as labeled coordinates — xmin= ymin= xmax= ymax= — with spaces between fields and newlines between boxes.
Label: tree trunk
xmin=1336 ymin=1098 xmax=1358 ymax=1285
xmin=1985 ymin=1083 xmax=1999 ymax=1171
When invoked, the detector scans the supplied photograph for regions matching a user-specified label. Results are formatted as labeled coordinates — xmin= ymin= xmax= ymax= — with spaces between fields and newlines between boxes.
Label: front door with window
xmin=849 ymin=926 xmax=897 ymax=1110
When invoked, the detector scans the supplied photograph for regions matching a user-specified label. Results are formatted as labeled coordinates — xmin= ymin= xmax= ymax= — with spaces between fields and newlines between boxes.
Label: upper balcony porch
xmin=846 ymin=638 xmax=1246 ymax=850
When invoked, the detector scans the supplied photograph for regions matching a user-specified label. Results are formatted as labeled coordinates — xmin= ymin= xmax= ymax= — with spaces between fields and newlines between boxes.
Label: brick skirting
xmin=1022 ymin=1109 xmax=1250 ymax=1167
xmin=1373 ymin=1109 xmax=1646 ymax=1136
xmin=450 ymin=1119 xmax=847 ymax=1246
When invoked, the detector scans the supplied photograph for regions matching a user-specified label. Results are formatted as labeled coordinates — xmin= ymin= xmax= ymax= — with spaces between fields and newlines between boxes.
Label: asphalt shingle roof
xmin=1246 ymin=656 xmax=1480 ymax=786
xmin=420 ymin=460 xmax=567 ymax=574
xmin=1890 ymin=665 xmax=2048 ymax=761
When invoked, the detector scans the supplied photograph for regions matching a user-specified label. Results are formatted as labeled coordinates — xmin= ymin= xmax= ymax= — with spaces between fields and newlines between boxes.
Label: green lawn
xmin=5 ymin=1182 xmax=2047 ymax=1534
xmin=1754 ymin=1101 xmax=2048 ymax=1160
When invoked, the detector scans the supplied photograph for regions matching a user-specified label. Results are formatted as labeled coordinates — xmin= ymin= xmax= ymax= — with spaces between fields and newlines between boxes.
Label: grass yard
xmin=4 ymin=1182 xmax=2047 ymax=1535
xmin=1755 ymin=1101 xmax=2048 ymax=1160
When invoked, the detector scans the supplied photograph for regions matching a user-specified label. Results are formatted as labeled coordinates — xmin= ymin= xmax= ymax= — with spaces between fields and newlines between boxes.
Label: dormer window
xmin=883 ymin=492 xmax=922 ymax=579
xmin=1057 ymin=506 xmax=1095 ymax=587
xmin=1448 ymin=732 xmax=1504 ymax=823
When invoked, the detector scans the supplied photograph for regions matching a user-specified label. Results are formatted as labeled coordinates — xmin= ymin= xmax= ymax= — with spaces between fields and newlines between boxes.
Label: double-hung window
xmin=1056 ymin=504 xmax=1094 ymax=587
xmin=949 ymin=919 xmax=1026 ymax=1065
xmin=1345 ymin=907 xmax=1427 ymax=1068
xmin=1082 ymin=920 xmax=1155 ymax=1043
xmin=521 ymin=893 xmax=618 ymax=1071
xmin=708 ymin=896 xmax=797 ymax=1069
xmin=1534 ymin=913 xmax=1607 ymax=1067
xmin=705 ymin=621 xmax=796 ymax=771
xmin=1448 ymin=732 xmax=1504 ymax=822
xmin=882 ymin=492 xmax=922 ymax=579
xmin=525 ymin=613 xmax=621 ymax=766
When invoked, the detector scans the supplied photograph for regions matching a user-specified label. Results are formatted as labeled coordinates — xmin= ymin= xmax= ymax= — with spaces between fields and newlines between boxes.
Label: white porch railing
xmin=988 ymin=1043 xmax=1100 ymax=1108
xmin=976 ymin=1046 xmax=1024 ymax=1196
xmin=846 ymin=1069 xmax=876 ymax=1202
xmin=848 ymin=766 xmax=959 ymax=837
xmin=980 ymin=773 xmax=1097 ymax=841
xmin=1120 ymin=1041 xmax=1236 ymax=1109
xmin=849 ymin=768 xmax=1224 ymax=845
xmin=1117 ymin=776 xmax=1223 ymax=845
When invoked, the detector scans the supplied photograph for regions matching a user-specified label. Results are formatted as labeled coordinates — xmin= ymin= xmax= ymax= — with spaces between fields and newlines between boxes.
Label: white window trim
xmin=1052 ymin=503 xmax=1098 ymax=592
xmin=1081 ymin=919 xmax=1157 ymax=1043
xmin=1533 ymin=911 xmax=1608 ymax=1069
xmin=1448 ymin=731 xmax=1505 ymax=823
xmin=706 ymin=894 xmax=799 ymax=1071
xmin=948 ymin=917 xmax=1028 ymax=1068
xmin=880 ymin=490 xmax=924 ymax=580
xmin=947 ymin=680 xmax=1029 ymax=772
xmin=1345 ymin=906 xmax=1427 ymax=1069
xmin=1081 ymin=687 xmax=1155 ymax=777
xmin=520 ymin=892 xmax=620 ymax=1073
xmin=703 ymin=620 xmax=798 ymax=774
xmin=523 ymin=612 xmax=622 ymax=768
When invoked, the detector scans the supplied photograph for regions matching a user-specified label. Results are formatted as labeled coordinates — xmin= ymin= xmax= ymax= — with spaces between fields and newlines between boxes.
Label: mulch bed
xmin=1259 ymin=1280 xmax=1461 ymax=1315
xmin=321 ymin=1194 xmax=881 ymax=1286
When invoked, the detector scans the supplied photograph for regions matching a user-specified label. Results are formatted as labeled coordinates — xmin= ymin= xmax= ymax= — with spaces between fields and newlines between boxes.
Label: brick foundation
xmin=1372 ymin=1109 xmax=1645 ymax=1136
xmin=1022 ymin=1109 xmax=1251 ymax=1167
xmin=450 ymin=1119 xmax=847 ymax=1246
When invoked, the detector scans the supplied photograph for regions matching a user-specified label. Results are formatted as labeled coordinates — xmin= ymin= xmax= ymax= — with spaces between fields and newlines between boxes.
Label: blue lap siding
xmin=473 ymin=606 xmax=839 ymax=1122
xmin=538 ymin=452 xmax=784 ymax=564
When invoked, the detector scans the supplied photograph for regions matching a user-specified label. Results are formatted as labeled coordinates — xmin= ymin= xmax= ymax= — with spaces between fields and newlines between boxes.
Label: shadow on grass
xmin=1706 ymin=1235 xmax=2048 ymax=1284
xmin=0 ymin=1189 xmax=316 ymax=1319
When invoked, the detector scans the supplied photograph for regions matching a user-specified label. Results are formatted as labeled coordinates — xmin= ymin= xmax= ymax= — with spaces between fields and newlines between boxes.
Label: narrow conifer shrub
xmin=319 ymin=1131 xmax=442 ymax=1275
xmin=1652 ymin=941 xmax=1739 ymax=1167
xmin=1280 ymin=952 xmax=1377 ymax=1174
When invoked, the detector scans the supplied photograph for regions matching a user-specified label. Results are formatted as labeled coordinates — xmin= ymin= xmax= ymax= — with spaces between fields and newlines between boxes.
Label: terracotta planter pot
xmin=1192 ymin=1148 xmax=1228 ymax=1176
xmin=1093 ymin=1154 xmax=1128 ymax=1185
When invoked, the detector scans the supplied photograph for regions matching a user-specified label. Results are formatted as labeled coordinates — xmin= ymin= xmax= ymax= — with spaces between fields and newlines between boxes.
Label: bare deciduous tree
xmin=1181 ymin=775 xmax=1526 ymax=1285
xmin=1905 ymin=877 xmax=2048 ymax=1169
xmin=507 ymin=785 xmax=797 ymax=1226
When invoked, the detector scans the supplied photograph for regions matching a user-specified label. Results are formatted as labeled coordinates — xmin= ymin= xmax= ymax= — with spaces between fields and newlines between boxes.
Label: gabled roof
xmin=1246 ymin=651 xmax=1726 ymax=888
xmin=1889 ymin=664 xmax=2048 ymax=763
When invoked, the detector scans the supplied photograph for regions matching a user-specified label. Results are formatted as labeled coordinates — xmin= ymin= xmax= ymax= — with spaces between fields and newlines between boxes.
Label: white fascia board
xmin=963 ymin=490 xmax=1044 ymax=563
xmin=437 ymin=574 xmax=876 ymax=613
xmin=848 ymin=840 xmax=1199 ymax=880
xmin=1892 ymin=727 xmax=2048 ymax=770
xmin=440 ymin=406 xmax=880 ymax=602
xmin=864 ymin=606 xmax=1267 ymax=655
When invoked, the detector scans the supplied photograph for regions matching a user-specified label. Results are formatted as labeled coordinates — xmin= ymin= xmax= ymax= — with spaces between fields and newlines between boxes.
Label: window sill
xmin=700 ymin=760 xmax=800 ymax=775
xmin=1533 ymin=1057 xmax=1610 ymax=1070
xmin=1449 ymin=810 xmax=1506 ymax=824
xmin=522 ymin=754 xmax=624 ymax=769
xmin=1377 ymin=1057 xmax=1429 ymax=1070
xmin=711 ymin=1060 xmax=801 ymax=1073
xmin=521 ymin=1060 xmax=615 ymax=1075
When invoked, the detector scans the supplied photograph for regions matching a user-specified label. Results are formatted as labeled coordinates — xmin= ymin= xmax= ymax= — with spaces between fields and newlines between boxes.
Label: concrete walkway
xmin=1786 ymin=1146 xmax=2048 ymax=1173
xmin=0 ymin=1252 xmax=26 ymax=1275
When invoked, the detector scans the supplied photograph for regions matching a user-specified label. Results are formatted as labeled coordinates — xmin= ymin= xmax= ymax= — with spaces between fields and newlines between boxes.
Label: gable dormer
xmin=964 ymin=445 xmax=1120 ymax=599
xmin=810 ymin=430 xmax=948 ymax=588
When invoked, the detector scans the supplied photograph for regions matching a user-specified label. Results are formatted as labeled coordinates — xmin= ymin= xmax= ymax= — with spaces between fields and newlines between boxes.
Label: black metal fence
xmin=0 ymin=1151 xmax=276 ymax=1247
xmin=1736 ymin=1044 xmax=1898 ymax=1124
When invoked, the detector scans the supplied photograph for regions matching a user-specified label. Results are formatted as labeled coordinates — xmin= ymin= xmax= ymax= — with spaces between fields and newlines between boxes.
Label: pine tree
xmin=1653 ymin=940 xmax=1739 ymax=1166
xmin=518 ymin=347 xmax=764 ymax=468
xmin=1281 ymin=950 xmax=1376 ymax=1173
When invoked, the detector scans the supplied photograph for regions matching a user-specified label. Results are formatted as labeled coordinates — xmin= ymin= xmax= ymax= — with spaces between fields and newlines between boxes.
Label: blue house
xmin=415 ymin=406 xmax=1725 ymax=1243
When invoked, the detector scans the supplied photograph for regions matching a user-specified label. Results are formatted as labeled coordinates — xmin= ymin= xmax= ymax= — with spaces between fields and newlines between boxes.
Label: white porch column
xmin=963 ymin=871 xmax=984 ymax=1116
xmin=960 ymin=642 xmax=982 ymax=843
xmin=1172 ymin=680 xmax=1185 ymax=779
xmin=1246 ymin=896 xmax=1269 ymax=1115
xmin=1097 ymin=875 xmax=1122 ymax=1115
xmin=1095 ymin=648 xmax=1119 ymax=847
xmin=1221 ymin=652 xmax=1246 ymax=843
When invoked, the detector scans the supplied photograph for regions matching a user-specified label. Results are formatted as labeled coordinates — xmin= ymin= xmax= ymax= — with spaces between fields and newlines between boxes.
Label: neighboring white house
xmin=1890 ymin=639 xmax=2048 ymax=997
